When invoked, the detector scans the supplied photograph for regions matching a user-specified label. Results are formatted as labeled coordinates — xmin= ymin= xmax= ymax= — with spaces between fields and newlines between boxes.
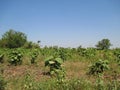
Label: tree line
xmin=0 ymin=29 xmax=112 ymax=49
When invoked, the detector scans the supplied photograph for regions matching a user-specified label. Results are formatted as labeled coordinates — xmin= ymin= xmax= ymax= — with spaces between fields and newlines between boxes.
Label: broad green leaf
xmin=45 ymin=56 xmax=54 ymax=61
xmin=55 ymin=58 xmax=63 ymax=64
xmin=49 ymin=61 xmax=55 ymax=64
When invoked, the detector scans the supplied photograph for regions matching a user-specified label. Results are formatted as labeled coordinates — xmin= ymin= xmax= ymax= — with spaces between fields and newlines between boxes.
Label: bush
xmin=8 ymin=50 xmax=23 ymax=65
xmin=30 ymin=50 xmax=38 ymax=64
xmin=88 ymin=59 xmax=109 ymax=76
xmin=45 ymin=56 xmax=63 ymax=76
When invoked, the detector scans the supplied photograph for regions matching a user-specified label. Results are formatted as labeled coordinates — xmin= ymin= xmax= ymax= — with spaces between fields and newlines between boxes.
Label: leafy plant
xmin=58 ymin=49 xmax=67 ymax=61
xmin=88 ymin=59 xmax=109 ymax=90
xmin=30 ymin=50 xmax=38 ymax=64
xmin=88 ymin=59 xmax=109 ymax=76
xmin=8 ymin=50 xmax=23 ymax=65
xmin=45 ymin=56 xmax=63 ymax=76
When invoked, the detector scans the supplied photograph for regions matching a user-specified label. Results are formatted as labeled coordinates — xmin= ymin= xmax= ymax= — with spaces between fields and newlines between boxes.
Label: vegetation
xmin=0 ymin=30 xmax=27 ymax=48
xmin=8 ymin=50 xmax=23 ymax=65
xmin=0 ymin=54 xmax=4 ymax=63
xmin=45 ymin=56 xmax=64 ymax=76
xmin=96 ymin=39 xmax=112 ymax=50
xmin=30 ymin=50 xmax=38 ymax=64
xmin=23 ymin=41 xmax=40 ymax=49
xmin=0 ymin=30 xmax=120 ymax=90
xmin=0 ymin=75 xmax=6 ymax=90
xmin=88 ymin=59 xmax=110 ymax=90
xmin=88 ymin=59 xmax=109 ymax=76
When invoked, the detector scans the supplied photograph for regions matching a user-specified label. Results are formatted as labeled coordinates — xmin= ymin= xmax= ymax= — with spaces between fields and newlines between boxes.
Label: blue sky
xmin=0 ymin=0 xmax=120 ymax=48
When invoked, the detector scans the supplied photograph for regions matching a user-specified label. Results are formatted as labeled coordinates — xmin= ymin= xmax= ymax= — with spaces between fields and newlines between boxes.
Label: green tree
xmin=0 ymin=29 xmax=27 ymax=48
xmin=96 ymin=39 xmax=112 ymax=50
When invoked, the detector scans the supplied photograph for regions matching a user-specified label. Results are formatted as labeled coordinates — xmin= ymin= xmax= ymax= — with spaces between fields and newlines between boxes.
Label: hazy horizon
xmin=0 ymin=0 xmax=120 ymax=48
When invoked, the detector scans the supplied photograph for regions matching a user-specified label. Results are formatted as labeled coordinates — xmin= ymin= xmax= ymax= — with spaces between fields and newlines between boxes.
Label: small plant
xmin=88 ymin=59 xmax=109 ymax=76
xmin=0 ymin=54 xmax=4 ymax=63
xmin=45 ymin=56 xmax=63 ymax=76
xmin=8 ymin=50 xmax=23 ymax=65
xmin=30 ymin=50 xmax=38 ymax=64
xmin=88 ymin=59 xmax=109 ymax=90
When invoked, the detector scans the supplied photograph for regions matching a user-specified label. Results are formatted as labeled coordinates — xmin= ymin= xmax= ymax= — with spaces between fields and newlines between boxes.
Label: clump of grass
xmin=0 ymin=75 xmax=7 ymax=90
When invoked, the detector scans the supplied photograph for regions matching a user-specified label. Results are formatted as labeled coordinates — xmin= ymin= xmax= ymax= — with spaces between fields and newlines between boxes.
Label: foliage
xmin=30 ymin=49 xmax=38 ymax=64
xmin=114 ymin=49 xmax=120 ymax=65
xmin=88 ymin=59 xmax=109 ymax=76
xmin=79 ymin=48 xmax=96 ymax=58
xmin=45 ymin=56 xmax=63 ymax=75
xmin=88 ymin=59 xmax=110 ymax=90
xmin=96 ymin=39 xmax=112 ymax=50
xmin=0 ymin=47 xmax=120 ymax=90
xmin=0 ymin=54 xmax=4 ymax=63
xmin=58 ymin=48 xmax=68 ymax=61
xmin=0 ymin=29 xmax=27 ymax=48
xmin=8 ymin=50 xmax=23 ymax=65
xmin=23 ymin=41 xmax=40 ymax=49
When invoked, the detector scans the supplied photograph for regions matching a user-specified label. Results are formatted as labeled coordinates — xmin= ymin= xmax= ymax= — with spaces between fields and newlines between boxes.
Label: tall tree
xmin=0 ymin=29 xmax=27 ymax=48
xmin=95 ymin=39 xmax=112 ymax=50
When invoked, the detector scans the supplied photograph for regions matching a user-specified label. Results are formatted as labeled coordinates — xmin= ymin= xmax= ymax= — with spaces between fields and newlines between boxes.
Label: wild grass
xmin=0 ymin=48 xmax=120 ymax=90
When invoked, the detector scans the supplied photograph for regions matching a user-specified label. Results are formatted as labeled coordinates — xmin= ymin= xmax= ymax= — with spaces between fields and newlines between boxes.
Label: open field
xmin=0 ymin=48 xmax=120 ymax=90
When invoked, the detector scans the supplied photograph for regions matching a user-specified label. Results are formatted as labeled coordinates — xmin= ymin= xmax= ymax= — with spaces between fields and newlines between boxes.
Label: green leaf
xmin=45 ymin=56 xmax=54 ymax=61
xmin=55 ymin=58 xmax=63 ymax=64
xmin=49 ymin=61 xmax=55 ymax=64
xmin=45 ymin=56 xmax=54 ymax=66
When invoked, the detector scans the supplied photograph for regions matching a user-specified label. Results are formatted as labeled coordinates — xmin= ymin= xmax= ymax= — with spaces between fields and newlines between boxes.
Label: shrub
xmin=45 ymin=56 xmax=63 ymax=76
xmin=30 ymin=50 xmax=38 ymax=64
xmin=8 ymin=50 xmax=23 ymax=65
xmin=88 ymin=59 xmax=109 ymax=90
xmin=88 ymin=59 xmax=109 ymax=76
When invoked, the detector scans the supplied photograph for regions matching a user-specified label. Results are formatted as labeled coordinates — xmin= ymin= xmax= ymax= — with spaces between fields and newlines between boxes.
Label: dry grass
xmin=1 ymin=59 xmax=120 ymax=90
xmin=1 ymin=60 xmax=90 ymax=81
xmin=64 ymin=61 xmax=89 ymax=78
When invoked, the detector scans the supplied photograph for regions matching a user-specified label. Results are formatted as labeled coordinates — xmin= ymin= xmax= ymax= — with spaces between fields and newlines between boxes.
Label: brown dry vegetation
xmin=2 ymin=60 xmax=119 ymax=82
